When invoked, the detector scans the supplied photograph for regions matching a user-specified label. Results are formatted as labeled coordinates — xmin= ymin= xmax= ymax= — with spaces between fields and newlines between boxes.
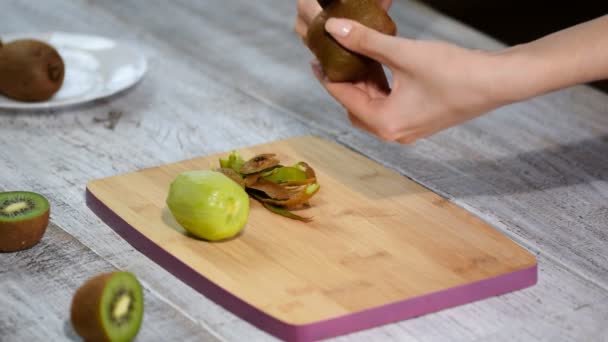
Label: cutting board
xmin=86 ymin=135 xmax=537 ymax=341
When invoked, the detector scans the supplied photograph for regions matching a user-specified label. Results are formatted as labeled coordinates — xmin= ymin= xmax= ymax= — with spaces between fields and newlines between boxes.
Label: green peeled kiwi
xmin=0 ymin=191 xmax=50 ymax=252
xmin=306 ymin=0 xmax=397 ymax=82
xmin=0 ymin=38 xmax=65 ymax=101
xmin=70 ymin=271 xmax=144 ymax=342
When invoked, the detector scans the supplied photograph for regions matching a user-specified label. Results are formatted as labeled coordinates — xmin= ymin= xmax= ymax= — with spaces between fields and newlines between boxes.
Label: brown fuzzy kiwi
xmin=0 ymin=191 xmax=50 ymax=252
xmin=306 ymin=0 xmax=397 ymax=82
xmin=0 ymin=38 xmax=65 ymax=101
xmin=71 ymin=271 xmax=144 ymax=342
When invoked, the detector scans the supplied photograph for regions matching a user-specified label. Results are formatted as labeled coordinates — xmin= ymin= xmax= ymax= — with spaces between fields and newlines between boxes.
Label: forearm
xmin=491 ymin=15 xmax=608 ymax=104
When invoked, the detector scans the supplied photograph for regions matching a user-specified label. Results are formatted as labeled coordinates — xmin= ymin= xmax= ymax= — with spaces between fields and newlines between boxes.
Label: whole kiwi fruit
xmin=306 ymin=0 xmax=397 ymax=82
xmin=0 ymin=191 xmax=50 ymax=252
xmin=71 ymin=271 xmax=144 ymax=342
xmin=0 ymin=38 xmax=65 ymax=101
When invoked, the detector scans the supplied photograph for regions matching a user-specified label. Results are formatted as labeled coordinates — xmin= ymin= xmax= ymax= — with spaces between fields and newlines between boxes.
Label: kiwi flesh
xmin=0 ymin=191 xmax=50 ymax=252
xmin=306 ymin=0 xmax=397 ymax=82
xmin=71 ymin=271 xmax=144 ymax=342
xmin=0 ymin=38 xmax=65 ymax=101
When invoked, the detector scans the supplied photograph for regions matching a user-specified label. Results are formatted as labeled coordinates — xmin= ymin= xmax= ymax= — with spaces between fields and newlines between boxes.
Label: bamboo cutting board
xmin=86 ymin=135 xmax=537 ymax=341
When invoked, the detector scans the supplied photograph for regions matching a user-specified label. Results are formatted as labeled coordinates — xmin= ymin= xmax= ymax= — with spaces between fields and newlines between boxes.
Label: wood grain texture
xmin=0 ymin=0 xmax=607 ymax=341
xmin=336 ymin=98 xmax=608 ymax=289
xmin=0 ymin=223 xmax=220 ymax=342
xmin=87 ymin=135 xmax=536 ymax=329
xmin=82 ymin=0 xmax=608 ymax=292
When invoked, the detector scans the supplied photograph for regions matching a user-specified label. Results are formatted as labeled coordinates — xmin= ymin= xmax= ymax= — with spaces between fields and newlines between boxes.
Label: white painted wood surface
xmin=1 ymin=0 xmax=607 ymax=341
xmin=0 ymin=224 xmax=221 ymax=342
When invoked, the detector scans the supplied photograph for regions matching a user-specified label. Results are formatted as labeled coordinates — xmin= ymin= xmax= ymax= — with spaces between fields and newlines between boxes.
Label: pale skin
xmin=295 ymin=0 xmax=608 ymax=144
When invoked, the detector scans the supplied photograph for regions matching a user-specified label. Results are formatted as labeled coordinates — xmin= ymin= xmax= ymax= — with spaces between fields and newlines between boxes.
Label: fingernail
xmin=325 ymin=18 xmax=352 ymax=37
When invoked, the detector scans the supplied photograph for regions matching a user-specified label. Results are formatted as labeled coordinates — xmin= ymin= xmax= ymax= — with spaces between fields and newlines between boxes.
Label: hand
xmin=313 ymin=18 xmax=506 ymax=144
xmin=294 ymin=0 xmax=396 ymax=130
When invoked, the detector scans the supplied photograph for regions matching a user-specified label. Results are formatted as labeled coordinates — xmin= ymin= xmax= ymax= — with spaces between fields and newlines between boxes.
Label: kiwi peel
xmin=239 ymin=153 xmax=280 ymax=174
xmin=219 ymin=151 xmax=320 ymax=222
xmin=0 ymin=38 xmax=65 ymax=101
xmin=0 ymin=191 xmax=50 ymax=252
xmin=71 ymin=271 xmax=144 ymax=342
xmin=306 ymin=0 xmax=397 ymax=82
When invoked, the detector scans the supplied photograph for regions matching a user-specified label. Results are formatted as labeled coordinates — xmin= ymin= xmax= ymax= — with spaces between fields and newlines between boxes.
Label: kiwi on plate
xmin=0 ymin=38 xmax=65 ymax=101
xmin=0 ymin=191 xmax=50 ymax=252
xmin=71 ymin=271 xmax=144 ymax=342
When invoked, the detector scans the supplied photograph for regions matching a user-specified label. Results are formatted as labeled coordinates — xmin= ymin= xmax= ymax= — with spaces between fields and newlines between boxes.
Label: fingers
xmin=363 ymin=61 xmax=391 ymax=95
xmin=326 ymin=83 xmax=384 ymax=124
xmin=311 ymin=59 xmax=399 ymax=139
xmin=310 ymin=62 xmax=373 ymax=114
xmin=297 ymin=0 xmax=321 ymax=25
xmin=294 ymin=17 xmax=307 ymax=39
xmin=378 ymin=0 xmax=393 ymax=11
xmin=311 ymin=63 xmax=388 ymax=132
xmin=324 ymin=18 xmax=400 ymax=67
xmin=295 ymin=0 xmax=323 ymax=41
xmin=323 ymin=78 xmax=419 ymax=144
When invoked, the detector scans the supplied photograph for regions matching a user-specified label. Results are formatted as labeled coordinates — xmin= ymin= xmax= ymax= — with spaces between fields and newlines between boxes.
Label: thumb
xmin=325 ymin=18 xmax=399 ymax=67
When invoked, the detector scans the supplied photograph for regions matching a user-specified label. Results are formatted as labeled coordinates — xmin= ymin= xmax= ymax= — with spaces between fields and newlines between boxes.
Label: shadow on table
xmin=410 ymin=135 xmax=608 ymax=197
xmin=0 ymin=80 xmax=144 ymax=116
xmin=63 ymin=319 xmax=80 ymax=342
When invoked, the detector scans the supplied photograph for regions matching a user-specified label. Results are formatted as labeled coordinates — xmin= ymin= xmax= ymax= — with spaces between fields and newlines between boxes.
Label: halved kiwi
xmin=71 ymin=271 xmax=144 ymax=342
xmin=0 ymin=191 xmax=50 ymax=252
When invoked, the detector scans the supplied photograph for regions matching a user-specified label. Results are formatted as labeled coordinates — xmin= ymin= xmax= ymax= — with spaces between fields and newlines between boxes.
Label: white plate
xmin=0 ymin=32 xmax=147 ymax=110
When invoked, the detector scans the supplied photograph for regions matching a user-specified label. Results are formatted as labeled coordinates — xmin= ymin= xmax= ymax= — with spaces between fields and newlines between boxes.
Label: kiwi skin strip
xmin=262 ymin=201 xmax=313 ymax=222
xmin=248 ymin=191 xmax=312 ymax=222
xmin=218 ymin=151 xmax=320 ymax=221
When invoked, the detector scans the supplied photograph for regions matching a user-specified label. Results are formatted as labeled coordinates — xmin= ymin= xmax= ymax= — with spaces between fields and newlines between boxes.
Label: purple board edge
xmin=85 ymin=187 xmax=538 ymax=342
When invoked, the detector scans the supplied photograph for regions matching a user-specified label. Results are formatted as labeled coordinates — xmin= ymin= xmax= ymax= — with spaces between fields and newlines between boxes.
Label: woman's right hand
xmin=294 ymin=1 xmax=504 ymax=144
xmin=295 ymin=3 xmax=608 ymax=145
xmin=309 ymin=18 xmax=509 ymax=144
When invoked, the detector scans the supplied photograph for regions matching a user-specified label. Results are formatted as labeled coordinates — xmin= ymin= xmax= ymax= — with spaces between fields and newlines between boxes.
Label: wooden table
xmin=1 ymin=1 xmax=607 ymax=341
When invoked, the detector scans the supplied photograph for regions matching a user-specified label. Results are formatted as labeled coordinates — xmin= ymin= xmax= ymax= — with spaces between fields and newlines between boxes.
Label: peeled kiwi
xmin=71 ymin=271 xmax=144 ymax=342
xmin=0 ymin=38 xmax=65 ymax=101
xmin=306 ymin=0 xmax=397 ymax=82
xmin=0 ymin=191 xmax=50 ymax=252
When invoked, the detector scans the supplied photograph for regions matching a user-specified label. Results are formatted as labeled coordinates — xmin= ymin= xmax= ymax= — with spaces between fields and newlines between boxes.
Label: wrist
xmin=482 ymin=43 xmax=557 ymax=106
xmin=484 ymin=15 xmax=608 ymax=105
